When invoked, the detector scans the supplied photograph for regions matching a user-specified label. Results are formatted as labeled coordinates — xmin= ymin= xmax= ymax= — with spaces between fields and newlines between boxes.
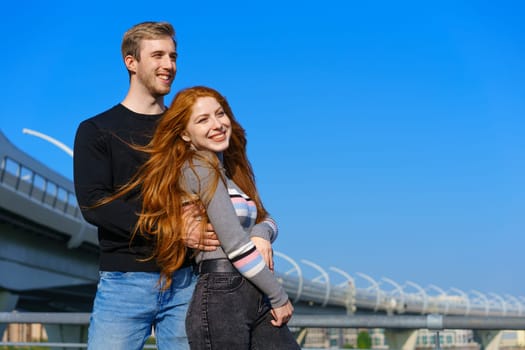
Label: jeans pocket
xmin=206 ymin=273 xmax=244 ymax=292
xmin=99 ymin=271 xmax=125 ymax=279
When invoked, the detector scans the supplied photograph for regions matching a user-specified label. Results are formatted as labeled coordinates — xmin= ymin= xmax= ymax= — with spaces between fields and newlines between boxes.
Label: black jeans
xmin=186 ymin=265 xmax=300 ymax=349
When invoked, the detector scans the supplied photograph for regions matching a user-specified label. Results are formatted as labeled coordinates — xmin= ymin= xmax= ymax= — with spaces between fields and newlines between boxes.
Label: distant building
xmin=416 ymin=329 xmax=479 ymax=349
xmin=300 ymin=327 xmax=486 ymax=349
xmin=302 ymin=328 xmax=358 ymax=348
xmin=4 ymin=324 xmax=525 ymax=349
xmin=301 ymin=328 xmax=388 ymax=348
xmin=2 ymin=323 xmax=47 ymax=343
xmin=500 ymin=330 xmax=525 ymax=348
xmin=370 ymin=328 xmax=389 ymax=349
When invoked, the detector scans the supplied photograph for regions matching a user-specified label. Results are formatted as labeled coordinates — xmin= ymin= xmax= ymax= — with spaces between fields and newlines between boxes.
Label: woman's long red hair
xmin=99 ymin=86 xmax=268 ymax=288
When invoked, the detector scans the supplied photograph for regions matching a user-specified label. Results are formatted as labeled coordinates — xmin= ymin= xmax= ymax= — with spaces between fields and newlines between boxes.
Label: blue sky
xmin=1 ymin=1 xmax=524 ymax=298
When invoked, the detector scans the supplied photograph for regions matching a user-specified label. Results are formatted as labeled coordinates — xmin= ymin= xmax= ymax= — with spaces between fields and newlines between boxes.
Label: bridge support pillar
xmin=44 ymin=324 xmax=88 ymax=350
xmin=384 ymin=329 xmax=418 ymax=350
xmin=0 ymin=290 xmax=19 ymax=339
xmin=473 ymin=330 xmax=502 ymax=350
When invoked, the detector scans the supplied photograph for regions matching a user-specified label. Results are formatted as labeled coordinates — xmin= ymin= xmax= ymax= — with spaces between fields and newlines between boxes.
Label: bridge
xmin=1 ymin=129 xmax=524 ymax=349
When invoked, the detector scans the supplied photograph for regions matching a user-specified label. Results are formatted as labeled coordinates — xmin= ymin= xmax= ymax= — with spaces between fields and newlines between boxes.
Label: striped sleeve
xmin=229 ymin=244 xmax=266 ymax=278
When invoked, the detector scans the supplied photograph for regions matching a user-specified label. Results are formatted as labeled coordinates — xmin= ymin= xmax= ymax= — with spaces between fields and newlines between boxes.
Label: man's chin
xmin=154 ymin=87 xmax=172 ymax=97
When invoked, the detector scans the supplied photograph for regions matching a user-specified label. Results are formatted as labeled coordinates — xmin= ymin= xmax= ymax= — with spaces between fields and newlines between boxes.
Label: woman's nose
xmin=211 ymin=117 xmax=223 ymax=129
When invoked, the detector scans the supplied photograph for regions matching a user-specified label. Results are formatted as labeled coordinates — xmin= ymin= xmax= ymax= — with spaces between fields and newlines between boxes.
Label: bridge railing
xmin=0 ymin=131 xmax=97 ymax=248
xmin=273 ymin=252 xmax=525 ymax=318
xmin=1 ymin=157 xmax=79 ymax=217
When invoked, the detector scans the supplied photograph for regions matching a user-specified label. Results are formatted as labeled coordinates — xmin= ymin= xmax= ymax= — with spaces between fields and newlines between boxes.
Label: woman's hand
xmin=251 ymin=236 xmax=274 ymax=271
xmin=270 ymin=300 xmax=294 ymax=327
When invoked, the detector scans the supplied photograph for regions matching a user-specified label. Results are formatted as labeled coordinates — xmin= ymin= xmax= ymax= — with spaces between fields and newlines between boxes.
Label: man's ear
xmin=124 ymin=55 xmax=137 ymax=73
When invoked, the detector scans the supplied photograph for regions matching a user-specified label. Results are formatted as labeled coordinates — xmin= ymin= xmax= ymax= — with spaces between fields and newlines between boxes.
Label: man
xmin=73 ymin=21 xmax=219 ymax=350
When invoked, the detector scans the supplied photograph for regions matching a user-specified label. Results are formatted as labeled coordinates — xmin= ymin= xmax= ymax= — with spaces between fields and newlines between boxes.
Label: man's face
xmin=134 ymin=38 xmax=177 ymax=97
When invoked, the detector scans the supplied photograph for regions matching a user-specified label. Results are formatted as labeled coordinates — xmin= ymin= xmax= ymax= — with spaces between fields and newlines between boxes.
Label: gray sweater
xmin=182 ymin=153 xmax=289 ymax=307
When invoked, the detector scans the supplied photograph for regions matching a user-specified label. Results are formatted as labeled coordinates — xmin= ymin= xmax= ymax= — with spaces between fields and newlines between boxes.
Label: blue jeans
xmin=88 ymin=267 xmax=197 ymax=350
xmin=186 ymin=271 xmax=300 ymax=350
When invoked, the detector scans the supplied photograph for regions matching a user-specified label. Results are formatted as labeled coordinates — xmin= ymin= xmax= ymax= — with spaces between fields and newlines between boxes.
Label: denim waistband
xmin=198 ymin=259 xmax=237 ymax=274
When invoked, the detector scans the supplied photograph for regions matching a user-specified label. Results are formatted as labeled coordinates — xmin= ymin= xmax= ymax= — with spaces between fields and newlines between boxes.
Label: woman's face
xmin=182 ymin=96 xmax=232 ymax=152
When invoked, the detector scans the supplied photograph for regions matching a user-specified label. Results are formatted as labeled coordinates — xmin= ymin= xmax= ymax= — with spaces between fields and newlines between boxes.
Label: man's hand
xmin=251 ymin=236 xmax=274 ymax=271
xmin=182 ymin=203 xmax=220 ymax=251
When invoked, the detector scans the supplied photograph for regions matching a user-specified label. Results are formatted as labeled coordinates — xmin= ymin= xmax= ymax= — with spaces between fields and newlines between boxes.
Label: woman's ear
xmin=181 ymin=132 xmax=191 ymax=142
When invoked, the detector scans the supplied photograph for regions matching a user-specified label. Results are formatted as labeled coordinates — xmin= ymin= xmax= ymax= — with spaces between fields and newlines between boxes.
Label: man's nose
xmin=161 ymin=55 xmax=176 ymax=69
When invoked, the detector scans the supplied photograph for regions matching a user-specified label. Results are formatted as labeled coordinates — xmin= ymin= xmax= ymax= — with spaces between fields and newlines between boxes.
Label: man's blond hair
xmin=121 ymin=21 xmax=176 ymax=61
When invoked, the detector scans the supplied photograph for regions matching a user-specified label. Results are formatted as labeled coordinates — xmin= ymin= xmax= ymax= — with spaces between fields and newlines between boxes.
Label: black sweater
xmin=74 ymin=104 xmax=189 ymax=271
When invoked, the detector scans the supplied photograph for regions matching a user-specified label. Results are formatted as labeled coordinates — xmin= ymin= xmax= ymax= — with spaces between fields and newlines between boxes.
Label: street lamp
xmin=22 ymin=128 xmax=73 ymax=157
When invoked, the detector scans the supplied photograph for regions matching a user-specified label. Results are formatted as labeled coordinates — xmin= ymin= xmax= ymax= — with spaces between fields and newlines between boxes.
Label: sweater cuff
xmin=250 ymin=219 xmax=278 ymax=242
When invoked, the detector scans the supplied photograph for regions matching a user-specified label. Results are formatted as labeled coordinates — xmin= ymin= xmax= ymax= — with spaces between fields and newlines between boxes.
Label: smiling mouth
xmin=210 ymin=133 xmax=226 ymax=142
xmin=158 ymin=74 xmax=171 ymax=82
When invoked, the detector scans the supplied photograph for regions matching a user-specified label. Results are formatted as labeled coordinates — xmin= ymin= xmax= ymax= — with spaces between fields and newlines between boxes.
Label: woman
xmin=107 ymin=86 xmax=300 ymax=349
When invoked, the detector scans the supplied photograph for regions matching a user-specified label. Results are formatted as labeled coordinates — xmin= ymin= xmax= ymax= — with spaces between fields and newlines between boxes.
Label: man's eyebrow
xmin=149 ymin=50 xmax=177 ymax=57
